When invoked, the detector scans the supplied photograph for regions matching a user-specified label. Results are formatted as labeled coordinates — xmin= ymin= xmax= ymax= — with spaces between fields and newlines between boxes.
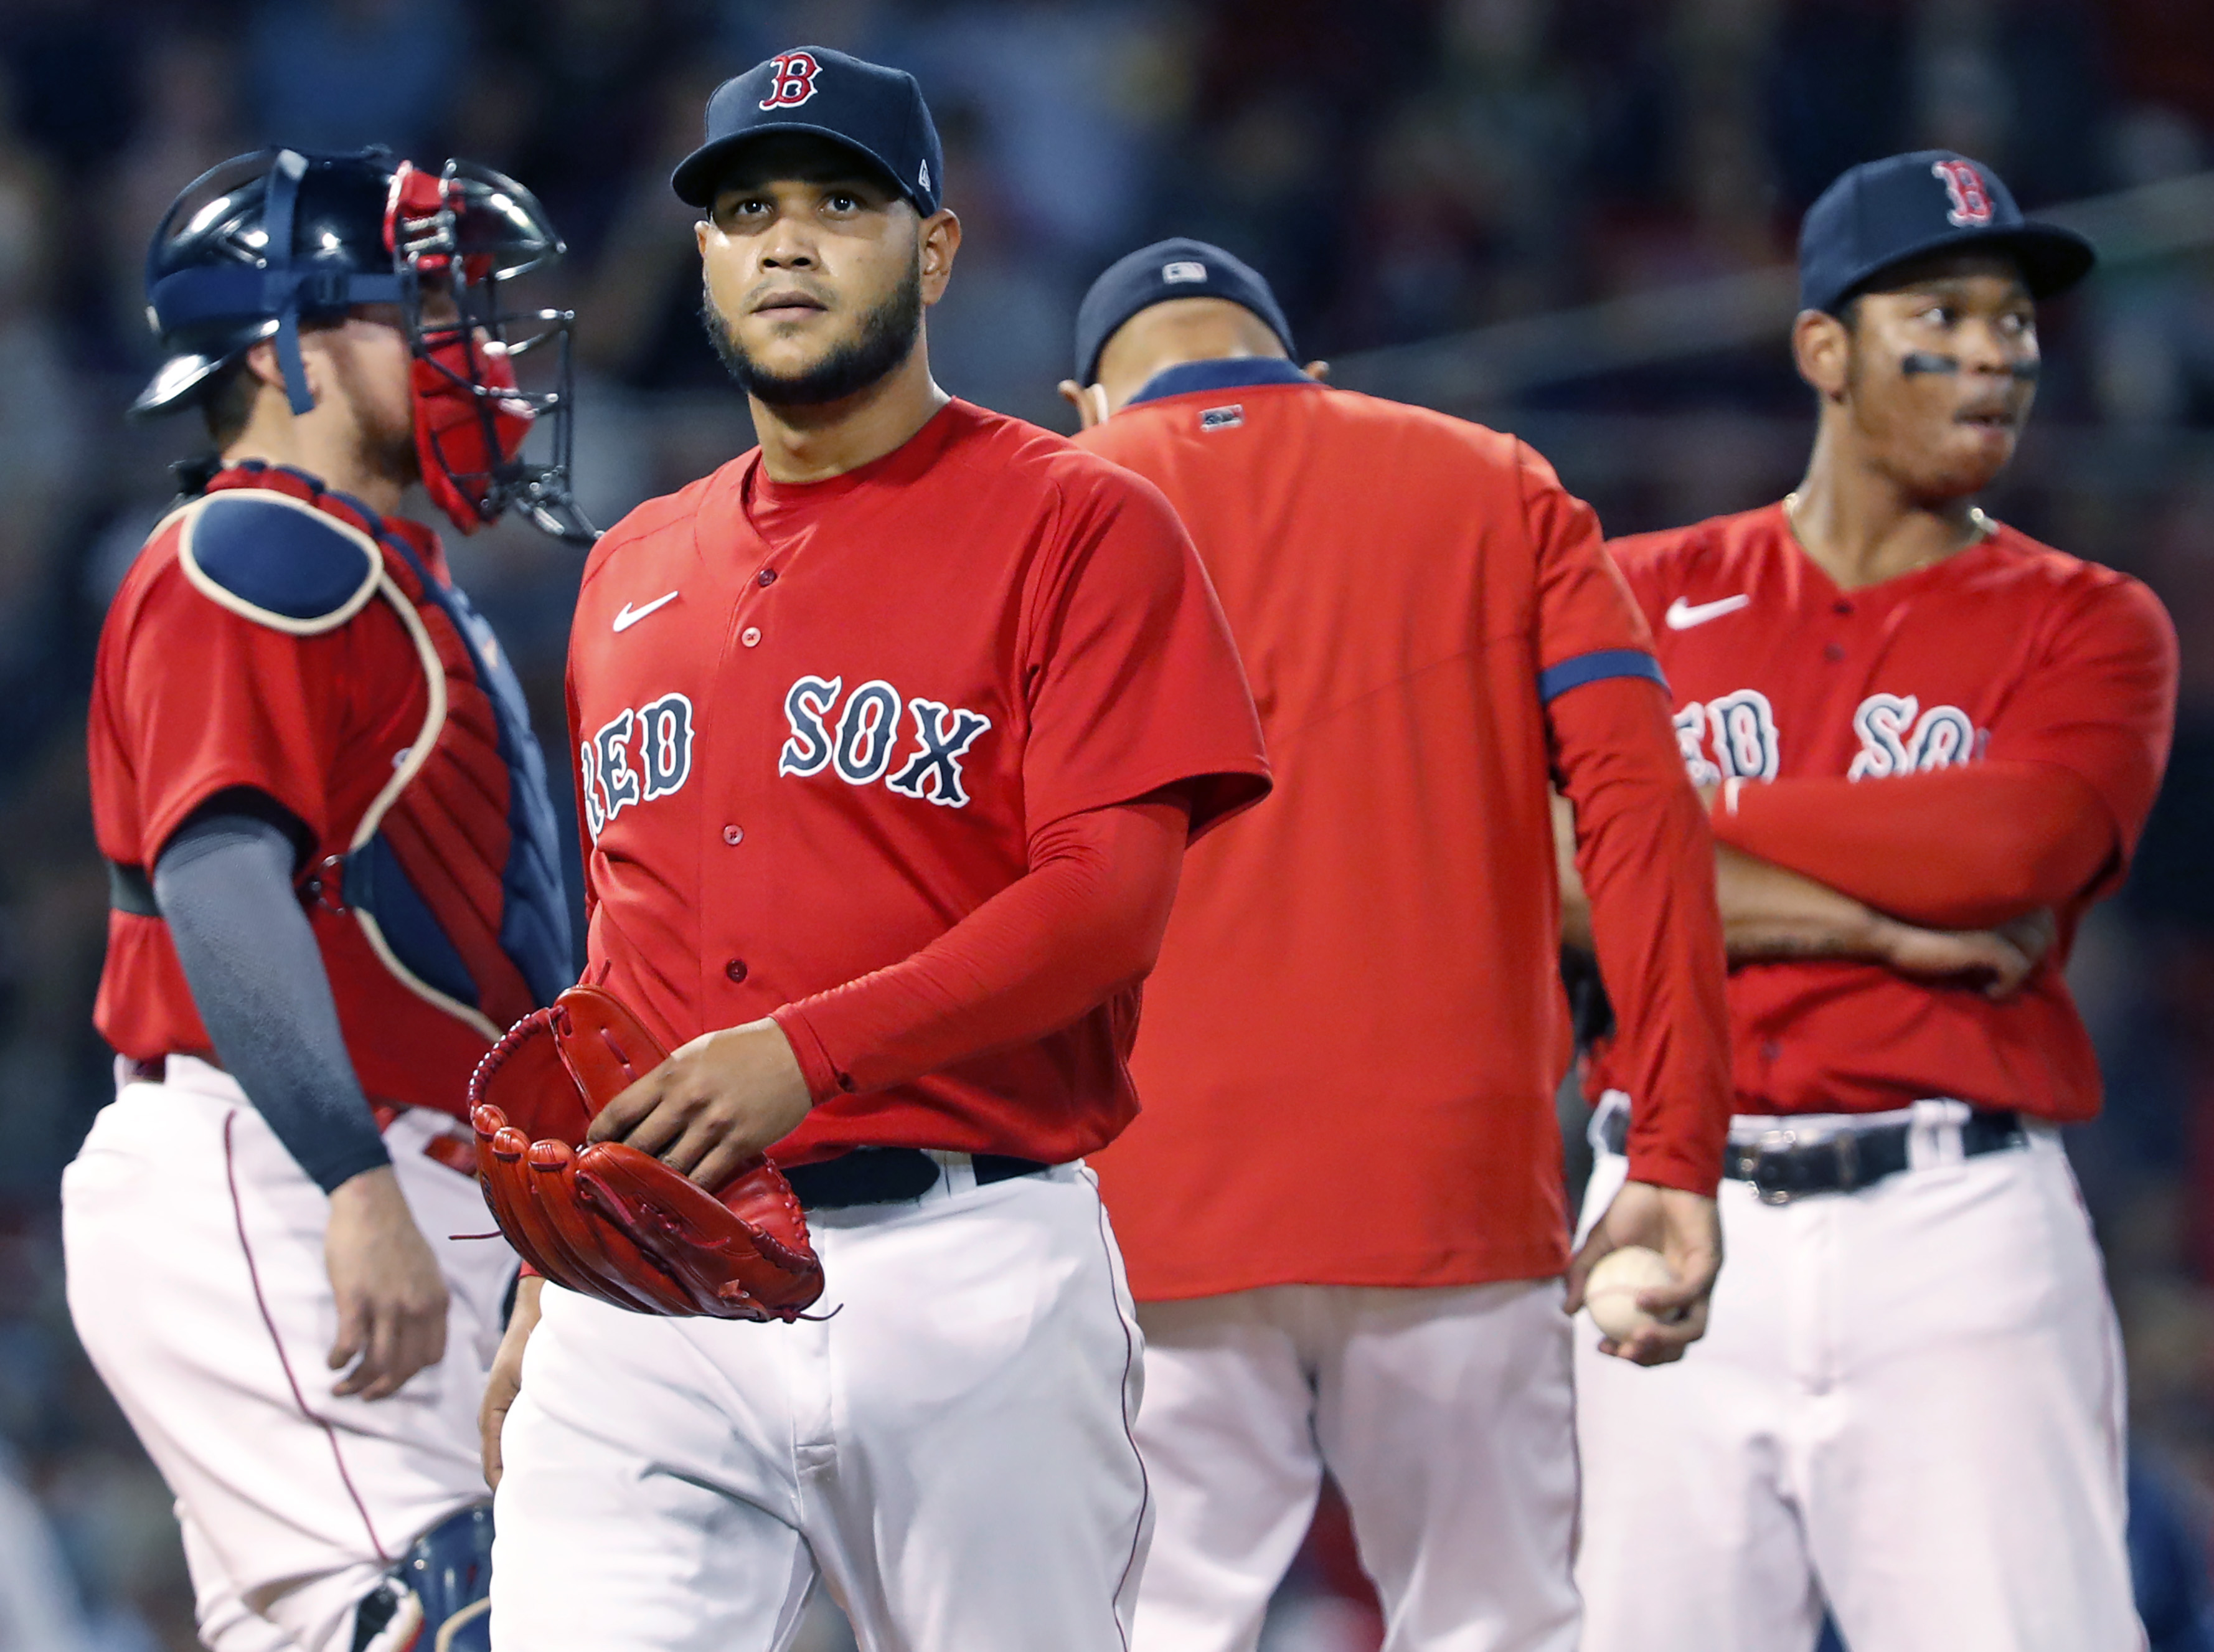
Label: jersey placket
xmin=1811 ymin=590 xmax=1872 ymax=773
xmin=699 ymin=524 xmax=793 ymax=1012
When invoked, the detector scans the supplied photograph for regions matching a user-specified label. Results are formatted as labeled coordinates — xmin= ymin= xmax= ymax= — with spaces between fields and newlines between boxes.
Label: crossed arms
xmin=1553 ymin=760 xmax=2112 ymax=996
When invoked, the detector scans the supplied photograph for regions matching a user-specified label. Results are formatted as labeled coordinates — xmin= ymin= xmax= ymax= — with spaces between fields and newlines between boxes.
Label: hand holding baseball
xmin=1565 ymin=1180 xmax=1722 ymax=1366
xmin=1583 ymin=1245 xmax=1678 ymax=1339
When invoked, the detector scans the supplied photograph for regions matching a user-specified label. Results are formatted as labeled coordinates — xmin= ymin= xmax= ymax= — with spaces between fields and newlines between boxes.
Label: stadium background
xmin=0 ymin=0 xmax=2211 ymax=1646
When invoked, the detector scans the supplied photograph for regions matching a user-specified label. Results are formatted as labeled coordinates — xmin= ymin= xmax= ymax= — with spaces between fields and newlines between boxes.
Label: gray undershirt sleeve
xmin=152 ymin=811 xmax=392 ymax=1194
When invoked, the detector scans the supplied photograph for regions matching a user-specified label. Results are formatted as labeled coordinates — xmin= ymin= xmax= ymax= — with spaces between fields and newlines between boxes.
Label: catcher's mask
xmin=136 ymin=146 xmax=595 ymax=545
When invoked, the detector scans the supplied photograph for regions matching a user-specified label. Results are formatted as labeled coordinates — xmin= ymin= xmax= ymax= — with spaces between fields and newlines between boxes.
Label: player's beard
xmin=325 ymin=339 xmax=422 ymax=494
xmin=702 ymin=259 xmax=923 ymax=407
xmin=358 ymin=417 xmax=419 ymax=496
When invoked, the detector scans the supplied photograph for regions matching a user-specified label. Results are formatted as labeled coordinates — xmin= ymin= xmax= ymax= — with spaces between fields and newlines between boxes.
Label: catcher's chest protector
xmin=186 ymin=465 xmax=572 ymax=1038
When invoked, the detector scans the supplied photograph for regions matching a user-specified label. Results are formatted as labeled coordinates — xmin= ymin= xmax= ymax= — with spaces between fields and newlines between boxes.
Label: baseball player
xmin=477 ymin=49 xmax=1269 ymax=1651
xmin=67 ymin=148 xmax=590 ymax=1652
xmin=1055 ymin=240 xmax=1733 ymax=1650
xmin=1565 ymin=151 xmax=2177 ymax=1652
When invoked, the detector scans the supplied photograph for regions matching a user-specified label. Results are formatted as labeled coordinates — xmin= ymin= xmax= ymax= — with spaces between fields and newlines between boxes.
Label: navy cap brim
xmin=1821 ymin=220 xmax=2095 ymax=314
xmin=672 ymin=123 xmax=913 ymax=209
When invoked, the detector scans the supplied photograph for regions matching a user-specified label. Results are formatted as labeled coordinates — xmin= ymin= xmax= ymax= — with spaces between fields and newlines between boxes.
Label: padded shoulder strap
xmin=176 ymin=489 xmax=383 ymax=635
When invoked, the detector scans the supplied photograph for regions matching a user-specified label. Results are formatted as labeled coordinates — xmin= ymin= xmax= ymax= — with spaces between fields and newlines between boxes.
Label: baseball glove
xmin=466 ymin=985 xmax=824 ymax=1321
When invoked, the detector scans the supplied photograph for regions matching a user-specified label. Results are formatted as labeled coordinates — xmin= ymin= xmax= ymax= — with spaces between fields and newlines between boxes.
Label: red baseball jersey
xmin=565 ymin=399 xmax=1269 ymax=1166
xmin=1073 ymin=365 xmax=1717 ymax=1299
xmin=89 ymin=465 xmax=573 ymax=1120
xmin=1602 ymin=502 xmax=2177 ymax=1121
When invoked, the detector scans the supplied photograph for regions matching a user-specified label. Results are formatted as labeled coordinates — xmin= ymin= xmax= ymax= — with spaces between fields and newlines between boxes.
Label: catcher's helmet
xmin=137 ymin=147 xmax=595 ymax=544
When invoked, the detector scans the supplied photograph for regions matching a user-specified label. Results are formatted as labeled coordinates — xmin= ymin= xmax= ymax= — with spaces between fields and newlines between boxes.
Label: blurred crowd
xmin=0 ymin=0 xmax=2211 ymax=1645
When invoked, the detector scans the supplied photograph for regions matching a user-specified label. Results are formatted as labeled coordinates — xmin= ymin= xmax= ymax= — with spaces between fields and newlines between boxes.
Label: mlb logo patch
xmin=1162 ymin=260 xmax=1207 ymax=283
xmin=1200 ymin=404 xmax=1244 ymax=430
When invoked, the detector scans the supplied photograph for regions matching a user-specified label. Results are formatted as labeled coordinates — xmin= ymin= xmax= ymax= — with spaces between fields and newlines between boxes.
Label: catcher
xmin=68 ymin=148 xmax=589 ymax=1652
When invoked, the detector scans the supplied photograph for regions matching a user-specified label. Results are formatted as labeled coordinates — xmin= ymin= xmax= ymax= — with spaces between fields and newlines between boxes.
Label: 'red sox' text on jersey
xmin=563 ymin=399 xmax=1270 ymax=1169
xmin=1601 ymin=501 xmax=2176 ymax=1122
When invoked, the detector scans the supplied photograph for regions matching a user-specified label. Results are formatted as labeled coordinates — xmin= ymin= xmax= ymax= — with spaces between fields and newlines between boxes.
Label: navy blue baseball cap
xmin=672 ymin=46 xmax=943 ymax=215
xmin=1798 ymin=150 xmax=2094 ymax=316
xmin=1075 ymin=238 xmax=1295 ymax=385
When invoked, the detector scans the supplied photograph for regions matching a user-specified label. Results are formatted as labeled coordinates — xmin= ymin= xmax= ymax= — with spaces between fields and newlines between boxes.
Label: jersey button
xmin=1824 ymin=643 xmax=1845 ymax=661
xmin=725 ymin=958 xmax=749 ymax=984
xmin=723 ymin=824 xmax=744 ymax=846
xmin=757 ymin=568 xmax=778 ymax=587
xmin=742 ymin=626 xmax=762 ymax=648
xmin=1832 ymin=600 xmax=1853 ymax=615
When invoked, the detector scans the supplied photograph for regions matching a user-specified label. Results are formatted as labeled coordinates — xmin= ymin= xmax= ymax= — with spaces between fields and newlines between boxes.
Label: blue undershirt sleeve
xmin=152 ymin=809 xmax=392 ymax=1194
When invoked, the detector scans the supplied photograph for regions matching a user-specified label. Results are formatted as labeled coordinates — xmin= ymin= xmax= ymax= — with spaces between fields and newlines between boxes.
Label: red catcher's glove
xmin=466 ymin=986 xmax=825 ymax=1321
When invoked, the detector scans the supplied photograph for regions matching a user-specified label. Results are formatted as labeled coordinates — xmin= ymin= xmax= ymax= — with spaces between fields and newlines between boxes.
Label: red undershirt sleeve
xmin=1551 ymin=674 xmax=1732 ymax=1197
xmin=769 ymin=795 xmax=1190 ymax=1103
xmin=1528 ymin=454 xmax=1730 ymax=1197
xmin=1708 ymin=763 xmax=2112 ymax=931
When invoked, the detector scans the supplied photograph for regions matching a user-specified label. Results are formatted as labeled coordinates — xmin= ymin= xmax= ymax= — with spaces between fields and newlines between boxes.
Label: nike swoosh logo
xmin=1665 ymin=593 xmax=1751 ymax=630
xmin=612 ymin=592 xmax=680 ymax=632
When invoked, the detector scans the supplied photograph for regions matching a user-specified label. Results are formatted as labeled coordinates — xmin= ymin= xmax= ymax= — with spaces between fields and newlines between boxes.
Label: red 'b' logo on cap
xmin=1931 ymin=158 xmax=1994 ymax=227
xmin=760 ymin=51 xmax=821 ymax=110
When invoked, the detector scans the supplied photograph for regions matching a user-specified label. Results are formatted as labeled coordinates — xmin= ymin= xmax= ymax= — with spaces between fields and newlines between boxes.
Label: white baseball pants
xmin=62 ymin=1058 xmax=514 ymax=1652
xmin=488 ymin=1159 xmax=1151 ymax=1651
xmin=1129 ymin=1280 xmax=1579 ymax=1652
xmin=1574 ymin=1097 xmax=2142 ymax=1652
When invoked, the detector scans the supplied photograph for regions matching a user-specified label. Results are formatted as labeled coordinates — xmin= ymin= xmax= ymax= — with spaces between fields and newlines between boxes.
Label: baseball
xmin=1584 ymin=1246 xmax=1676 ymax=1340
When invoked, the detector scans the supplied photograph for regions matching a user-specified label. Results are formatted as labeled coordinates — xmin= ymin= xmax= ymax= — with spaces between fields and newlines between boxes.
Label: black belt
xmin=781 ymin=1146 xmax=1049 ymax=1211
xmin=111 ymin=1079 xmax=1043 ymax=1206
xmin=107 ymin=860 xmax=160 ymax=918
xmin=1599 ymin=1105 xmax=2025 ymax=1204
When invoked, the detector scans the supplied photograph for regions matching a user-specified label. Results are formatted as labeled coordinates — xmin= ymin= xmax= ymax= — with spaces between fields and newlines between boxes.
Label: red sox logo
xmin=759 ymin=51 xmax=822 ymax=110
xmin=1670 ymin=688 xmax=1984 ymax=790
xmin=580 ymin=693 xmax=695 ymax=840
xmin=780 ymin=674 xmax=992 ymax=808
xmin=1931 ymin=158 xmax=1994 ymax=227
